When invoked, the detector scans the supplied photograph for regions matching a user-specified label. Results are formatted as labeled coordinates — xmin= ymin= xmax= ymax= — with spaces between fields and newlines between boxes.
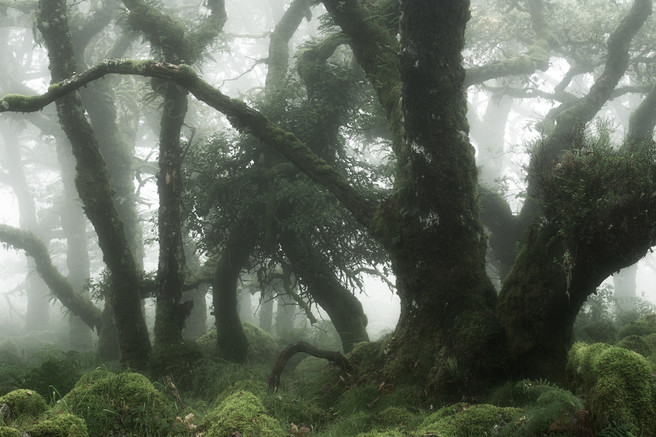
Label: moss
xmin=0 ymin=389 xmax=48 ymax=422
xmin=0 ymin=427 xmax=20 ymax=437
xmin=197 ymin=323 xmax=279 ymax=365
xmin=567 ymin=342 xmax=656 ymax=432
xmin=615 ymin=334 xmax=655 ymax=357
xmin=419 ymin=403 xmax=523 ymax=436
xmin=294 ymin=356 xmax=328 ymax=377
xmin=371 ymin=406 xmax=420 ymax=429
xmin=24 ymin=413 xmax=88 ymax=437
xmin=55 ymin=370 xmax=176 ymax=436
xmin=149 ymin=340 xmax=204 ymax=388
xmin=200 ymin=390 xmax=284 ymax=437
xmin=242 ymin=322 xmax=279 ymax=364
xmin=0 ymin=94 xmax=41 ymax=112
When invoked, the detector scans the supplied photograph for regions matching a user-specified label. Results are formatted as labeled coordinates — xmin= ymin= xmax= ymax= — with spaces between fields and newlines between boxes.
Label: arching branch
xmin=0 ymin=224 xmax=102 ymax=332
xmin=0 ymin=59 xmax=377 ymax=229
xmin=268 ymin=341 xmax=352 ymax=392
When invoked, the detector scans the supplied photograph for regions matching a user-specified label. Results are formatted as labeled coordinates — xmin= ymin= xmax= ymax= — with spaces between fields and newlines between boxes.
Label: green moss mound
xmin=54 ymin=369 xmax=177 ymax=436
xmin=420 ymin=403 xmax=523 ymax=436
xmin=24 ymin=413 xmax=88 ymax=437
xmin=0 ymin=427 xmax=21 ymax=437
xmin=0 ymin=389 xmax=48 ymax=422
xmin=200 ymin=390 xmax=284 ymax=437
xmin=197 ymin=322 xmax=279 ymax=364
xmin=567 ymin=342 xmax=656 ymax=433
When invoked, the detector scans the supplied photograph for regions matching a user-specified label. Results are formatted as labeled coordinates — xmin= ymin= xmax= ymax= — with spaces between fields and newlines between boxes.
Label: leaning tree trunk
xmin=37 ymin=0 xmax=151 ymax=368
xmin=282 ymin=234 xmax=369 ymax=353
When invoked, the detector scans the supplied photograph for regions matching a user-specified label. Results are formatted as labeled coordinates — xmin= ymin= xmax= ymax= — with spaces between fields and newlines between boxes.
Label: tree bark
xmin=37 ymin=0 xmax=150 ymax=368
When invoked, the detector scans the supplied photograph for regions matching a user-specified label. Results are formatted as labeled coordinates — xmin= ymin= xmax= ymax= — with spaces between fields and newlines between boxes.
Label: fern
xmin=598 ymin=421 xmax=638 ymax=437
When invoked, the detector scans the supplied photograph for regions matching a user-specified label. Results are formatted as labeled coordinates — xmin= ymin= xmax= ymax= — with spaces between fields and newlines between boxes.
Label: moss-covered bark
xmin=121 ymin=0 xmax=226 ymax=351
xmin=36 ymin=0 xmax=150 ymax=368
xmin=153 ymin=83 xmax=188 ymax=347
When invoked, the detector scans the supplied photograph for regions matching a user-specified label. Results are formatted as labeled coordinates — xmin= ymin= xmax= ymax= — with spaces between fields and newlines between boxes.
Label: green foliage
xmin=538 ymin=125 xmax=656 ymax=251
xmin=506 ymin=379 xmax=583 ymax=436
xmin=54 ymin=369 xmax=182 ymax=436
xmin=618 ymin=313 xmax=656 ymax=340
xmin=200 ymin=390 xmax=284 ymax=437
xmin=567 ymin=342 xmax=656 ymax=433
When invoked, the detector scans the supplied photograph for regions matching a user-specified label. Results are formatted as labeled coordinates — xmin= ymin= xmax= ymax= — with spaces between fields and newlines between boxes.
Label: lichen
xmin=200 ymin=390 xmax=284 ymax=437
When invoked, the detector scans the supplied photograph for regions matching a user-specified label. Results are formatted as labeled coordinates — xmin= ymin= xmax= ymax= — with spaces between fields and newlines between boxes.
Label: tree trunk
xmin=259 ymin=290 xmax=275 ymax=334
xmin=212 ymin=225 xmax=256 ymax=363
xmin=376 ymin=0 xmax=505 ymax=396
xmin=56 ymin=135 xmax=94 ymax=351
xmin=37 ymin=0 xmax=151 ymax=368
xmin=183 ymin=284 xmax=209 ymax=340
xmin=153 ymin=83 xmax=188 ymax=349
xmin=0 ymin=125 xmax=50 ymax=332
xmin=282 ymin=234 xmax=369 ymax=353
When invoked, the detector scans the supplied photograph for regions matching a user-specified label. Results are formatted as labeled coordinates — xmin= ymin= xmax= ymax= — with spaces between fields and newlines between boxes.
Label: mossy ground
xmin=1 ymin=333 xmax=655 ymax=436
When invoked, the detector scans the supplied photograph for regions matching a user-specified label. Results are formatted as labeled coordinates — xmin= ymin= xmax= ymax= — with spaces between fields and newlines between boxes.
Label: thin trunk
xmin=153 ymin=84 xmax=188 ymax=348
xmin=212 ymin=225 xmax=256 ymax=363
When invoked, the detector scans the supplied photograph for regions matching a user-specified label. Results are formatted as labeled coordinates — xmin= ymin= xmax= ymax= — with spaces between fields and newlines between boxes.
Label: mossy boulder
xmin=567 ymin=342 xmax=656 ymax=433
xmin=200 ymin=390 xmax=284 ymax=437
xmin=0 ymin=427 xmax=20 ymax=437
xmin=54 ymin=369 xmax=175 ymax=436
xmin=197 ymin=323 xmax=279 ymax=364
xmin=25 ymin=413 xmax=88 ymax=437
xmin=0 ymin=389 xmax=48 ymax=422
xmin=419 ymin=403 xmax=523 ymax=436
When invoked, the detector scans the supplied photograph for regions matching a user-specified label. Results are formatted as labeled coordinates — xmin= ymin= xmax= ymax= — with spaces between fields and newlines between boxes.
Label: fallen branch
xmin=268 ymin=341 xmax=352 ymax=392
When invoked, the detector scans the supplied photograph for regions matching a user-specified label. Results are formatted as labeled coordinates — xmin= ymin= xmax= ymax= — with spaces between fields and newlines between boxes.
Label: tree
xmin=2 ymin=0 xmax=656 ymax=401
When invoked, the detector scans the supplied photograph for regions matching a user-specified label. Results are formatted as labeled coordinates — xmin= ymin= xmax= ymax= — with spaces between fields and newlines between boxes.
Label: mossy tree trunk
xmin=37 ymin=0 xmax=151 ymax=368
xmin=121 ymin=0 xmax=226 ymax=351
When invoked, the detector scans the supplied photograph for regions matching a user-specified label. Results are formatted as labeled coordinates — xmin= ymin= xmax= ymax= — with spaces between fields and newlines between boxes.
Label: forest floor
xmin=1 ymin=316 xmax=656 ymax=436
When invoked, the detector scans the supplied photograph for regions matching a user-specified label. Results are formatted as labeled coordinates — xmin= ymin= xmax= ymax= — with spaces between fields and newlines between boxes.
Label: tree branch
xmin=0 ymin=59 xmax=377 ymax=228
xmin=268 ymin=341 xmax=352 ymax=392
xmin=0 ymin=224 xmax=102 ymax=332
xmin=465 ymin=0 xmax=552 ymax=86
